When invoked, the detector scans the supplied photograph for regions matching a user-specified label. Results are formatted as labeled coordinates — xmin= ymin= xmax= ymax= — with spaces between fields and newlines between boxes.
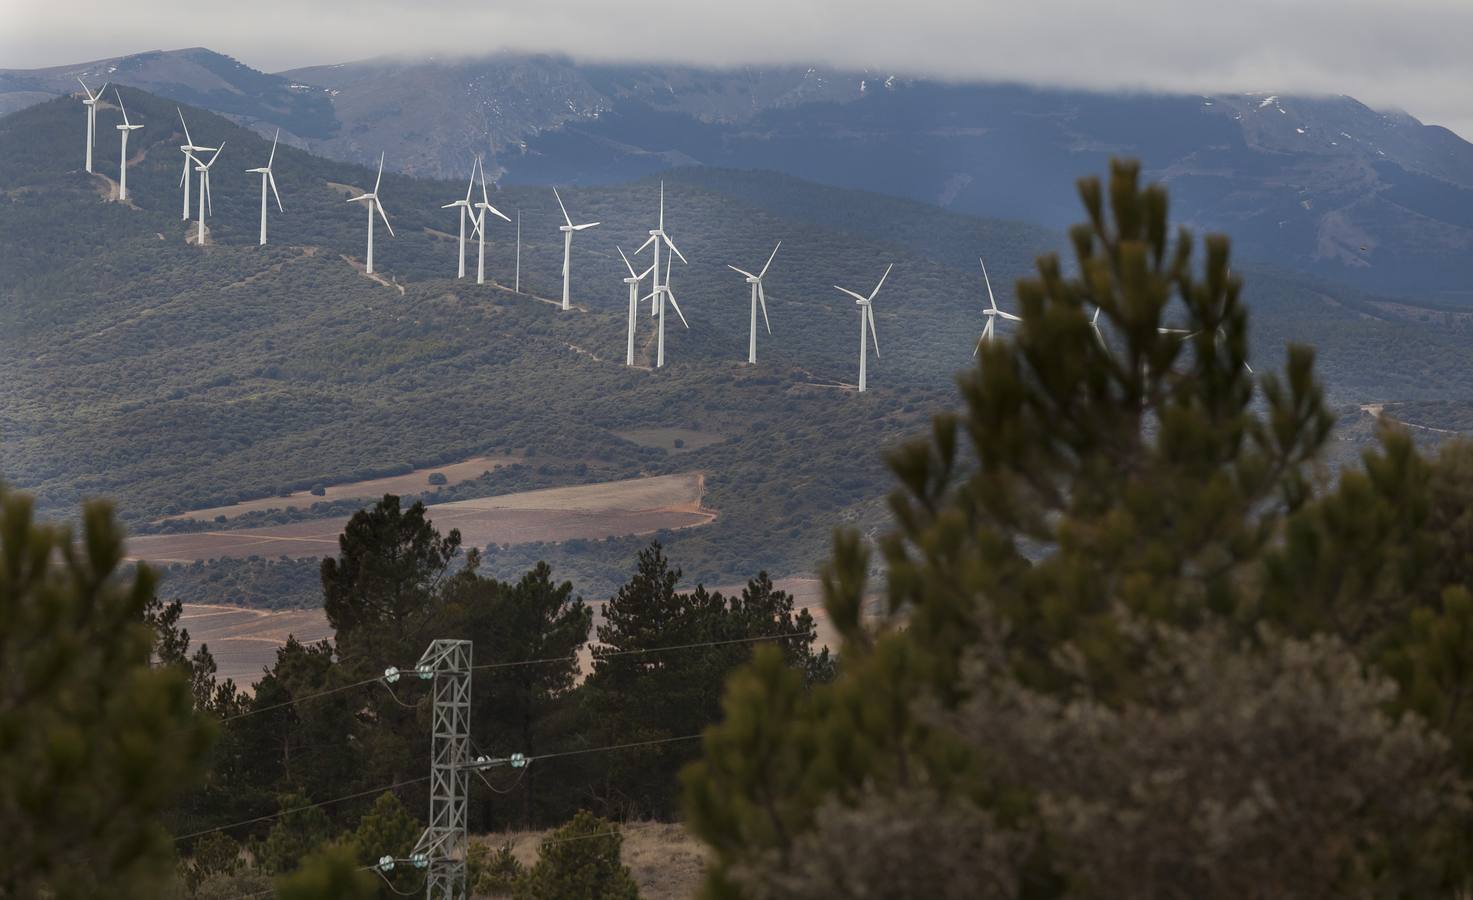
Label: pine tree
xmin=514 ymin=811 xmax=640 ymax=900
xmin=682 ymin=160 xmax=1466 ymax=897
xmin=0 ymin=490 xmax=214 ymax=899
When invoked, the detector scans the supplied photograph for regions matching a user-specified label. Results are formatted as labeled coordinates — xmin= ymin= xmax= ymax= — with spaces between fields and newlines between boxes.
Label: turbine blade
xmin=867 ymin=305 xmax=880 ymax=357
xmin=759 ymin=240 xmax=781 ymax=278
xmin=373 ymin=152 xmax=384 ymax=194
xmin=464 ymin=158 xmax=476 ymax=204
xmin=758 ymin=282 xmax=771 ymax=334
xmin=727 ymin=265 xmax=756 ymax=279
xmin=377 ymin=200 xmax=394 ymax=237
xmin=834 ymin=285 xmax=868 ymax=304
xmin=206 ymin=142 xmax=224 ymax=167
xmin=204 ymin=173 xmax=213 ymax=215
xmin=869 ymin=263 xmax=893 ymax=301
xmin=268 ymin=129 xmax=279 ymax=167
xmin=980 ymin=257 xmax=1000 ymax=311
xmin=999 ymin=312 xmax=1022 ymax=322
xmin=347 ymin=194 xmax=369 ymax=203
xmin=574 ymin=221 xmax=599 ymax=231
xmin=553 ymin=187 xmax=572 ymax=226
xmin=617 ymin=246 xmax=638 ymax=278
xmin=663 ymin=234 xmax=687 ymax=264
xmin=659 ymin=180 xmax=665 ymax=230
xmin=636 ymin=234 xmax=657 ymax=254
xmin=179 ymin=162 xmax=186 ymax=189
xmin=973 ymin=328 xmax=985 ymax=358
xmin=177 ymin=107 xmax=194 ymax=147
xmin=477 ymin=155 xmax=490 ymax=206
xmin=78 ymin=76 xmax=94 ymax=100
xmin=639 ymin=265 xmax=654 ymax=279
xmin=640 ymin=291 xmax=659 ymax=303
xmin=269 ymin=171 xmax=283 ymax=211
xmin=666 ymin=288 xmax=690 ymax=329
xmin=481 ymin=203 xmax=511 ymax=223
xmin=114 ymin=88 xmax=129 ymax=125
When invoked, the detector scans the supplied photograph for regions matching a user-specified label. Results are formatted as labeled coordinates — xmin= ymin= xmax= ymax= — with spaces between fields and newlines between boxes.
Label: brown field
xmin=476 ymin=821 xmax=705 ymax=899
xmin=128 ymin=473 xmax=713 ymax=564
xmin=164 ymin=455 xmax=520 ymax=522
xmin=614 ymin=427 xmax=726 ymax=454
xmin=179 ymin=603 xmax=332 ymax=687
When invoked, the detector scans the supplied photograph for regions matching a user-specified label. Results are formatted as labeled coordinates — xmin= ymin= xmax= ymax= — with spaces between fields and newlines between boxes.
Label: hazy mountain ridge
xmin=6 ymin=48 xmax=1473 ymax=297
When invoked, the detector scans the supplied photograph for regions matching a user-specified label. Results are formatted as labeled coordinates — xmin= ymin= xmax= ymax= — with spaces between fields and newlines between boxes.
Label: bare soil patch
xmin=129 ymin=473 xmax=713 ymax=564
xmin=178 ymin=603 xmax=332 ymax=689
xmin=164 ymin=454 xmax=520 ymax=522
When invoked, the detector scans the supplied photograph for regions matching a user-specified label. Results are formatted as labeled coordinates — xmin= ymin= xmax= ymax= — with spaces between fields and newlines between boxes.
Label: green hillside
xmin=3 ymin=86 xmax=1471 ymax=598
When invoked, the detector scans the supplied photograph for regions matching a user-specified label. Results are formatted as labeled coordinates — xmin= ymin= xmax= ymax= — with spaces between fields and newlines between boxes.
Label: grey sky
xmin=6 ymin=0 xmax=1471 ymax=139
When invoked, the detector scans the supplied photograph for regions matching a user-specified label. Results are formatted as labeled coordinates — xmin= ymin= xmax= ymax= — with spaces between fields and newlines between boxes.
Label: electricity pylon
xmin=408 ymin=640 xmax=472 ymax=899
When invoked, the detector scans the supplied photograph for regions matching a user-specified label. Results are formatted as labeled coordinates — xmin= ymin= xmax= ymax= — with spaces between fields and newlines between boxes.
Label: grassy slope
xmin=4 ymin=87 xmax=1472 ymax=599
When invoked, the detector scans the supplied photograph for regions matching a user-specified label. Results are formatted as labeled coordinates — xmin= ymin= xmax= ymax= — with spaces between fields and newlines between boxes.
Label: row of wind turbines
xmin=75 ymin=80 xmax=1245 ymax=392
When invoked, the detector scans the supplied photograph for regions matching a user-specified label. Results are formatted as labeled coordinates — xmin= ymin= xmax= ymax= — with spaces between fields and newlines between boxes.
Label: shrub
xmin=427 ymin=472 xmax=448 ymax=486
xmin=514 ymin=811 xmax=639 ymax=900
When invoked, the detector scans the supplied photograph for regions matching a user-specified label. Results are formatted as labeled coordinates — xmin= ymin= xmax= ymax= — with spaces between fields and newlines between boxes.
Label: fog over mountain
xmin=5 ymin=0 xmax=1472 ymax=139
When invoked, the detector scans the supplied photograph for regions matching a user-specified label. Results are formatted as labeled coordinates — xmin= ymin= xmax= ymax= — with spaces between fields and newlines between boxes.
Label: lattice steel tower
xmin=409 ymin=639 xmax=472 ymax=899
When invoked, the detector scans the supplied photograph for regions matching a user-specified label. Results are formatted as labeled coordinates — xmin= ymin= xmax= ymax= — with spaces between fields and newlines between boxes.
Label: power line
xmin=529 ymin=733 xmax=702 ymax=762
xmin=174 ymin=776 xmax=431 ymax=843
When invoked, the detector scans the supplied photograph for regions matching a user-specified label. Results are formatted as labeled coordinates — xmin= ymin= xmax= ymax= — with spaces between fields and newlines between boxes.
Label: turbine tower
xmin=553 ymin=188 xmax=598 ymax=310
xmin=514 ymin=210 xmax=522 ymax=293
xmin=973 ymin=257 xmax=1021 ymax=354
xmin=347 ymin=153 xmax=394 ymax=275
xmin=176 ymin=109 xmax=217 ymax=221
xmin=244 ymin=130 xmax=283 ymax=246
xmin=727 ymin=242 xmax=780 ymax=364
xmin=834 ymin=264 xmax=890 ymax=393
xmin=77 ymin=78 xmax=108 ymax=173
xmin=617 ymin=246 xmax=654 ymax=366
xmin=442 ymin=159 xmax=479 ymax=279
xmin=653 ymin=242 xmax=690 ymax=368
xmin=472 ymin=158 xmax=510 ymax=286
xmin=190 ymin=142 xmax=224 ymax=246
xmin=113 ymin=89 xmax=143 ymax=201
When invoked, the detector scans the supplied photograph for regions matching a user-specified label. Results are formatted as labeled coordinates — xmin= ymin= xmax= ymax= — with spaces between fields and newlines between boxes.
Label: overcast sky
xmin=7 ymin=0 xmax=1471 ymax=139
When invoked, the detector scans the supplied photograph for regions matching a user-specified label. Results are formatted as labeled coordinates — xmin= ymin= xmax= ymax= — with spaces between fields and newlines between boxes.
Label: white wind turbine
xmin=974 ymin=257 xmax=1020 ymax=355
xmin=113 ymin=89 xmax=143 ymax=201
xmin=244 ymin=130 xmax=283 ymax=246
xmin=77 ymin=78 xmax=108 ymax=173
xmin=189 ymin=142 xmax=224 ymax=246
xmin=654 ymin=242 xmax=691 ymax=367
xmin=553 ymin=188 xmax=599 ymax=310
xmin=728 ymin=242 xmax=780 ymax=364
xmin=347 ymin=153 xmax=394 ymax=274
xmin=442 ymin=159 xmax=479 ymax=279
xmin=637 ymin=181 xmax=688 ymax=319
xmin=176 ymin=109 xmax=217 ymax=221
xmin=834 ymin=264 xmax=890 ymax=393
xmin=617 ymin=246 xmax=655 ymax=366
xmin=472 ymin=158 xmax=510 ymax=285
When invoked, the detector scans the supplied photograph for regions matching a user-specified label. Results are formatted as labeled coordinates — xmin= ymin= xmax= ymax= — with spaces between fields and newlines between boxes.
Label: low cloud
xmin=6 ymin=0 xmax=1471 ymax=138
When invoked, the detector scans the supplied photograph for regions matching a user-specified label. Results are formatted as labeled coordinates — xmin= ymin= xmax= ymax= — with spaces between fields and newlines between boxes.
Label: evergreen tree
xmin=584 ymin=544 xmax=823 ymax=818
xmin=321 ymin=494 xmax=462 ymax=660
xmin=275 ymin=843 xmax=377 ymax=900
xmin=0 ymin=490 xmax=214 ymax=898
xmin=683 ymin=160 xmax=1468 ymax=897
xmin=258 ymin=791 xmax=336 ymax=874
xmin=514 ymin=811 xmax=640 ymax=900
xmin=349 ymin=791 xmax=422 ymax=898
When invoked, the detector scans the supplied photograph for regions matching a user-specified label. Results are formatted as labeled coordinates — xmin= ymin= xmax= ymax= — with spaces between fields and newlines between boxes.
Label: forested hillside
xmin=4 ymin=87 xmax=1473 ymax=598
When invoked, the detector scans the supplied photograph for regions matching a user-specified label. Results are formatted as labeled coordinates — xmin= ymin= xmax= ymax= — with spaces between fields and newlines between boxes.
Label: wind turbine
xmin=347 ymin=153 xmax=394 ymax=274
xmin=834 ymin=264 xmax=890 ymax=393
xmin=472 ymin=158 xmax=510 ymax=285
xmin=442 ymin=159 xmax=479 ymax=279
xmin=514 ymin=210 xmax=522 ymax=292
xmin=974 ymin=257 xmax=1021 ymax=355
xmin=654 ymin=242 xmax=690 ymax=367
xmin=78 ymin=78 xmax=107 ymax=173
xmin=1161 ymin=325 xmax=1252 ymax=373
xmin=728 ymin=242 xmax=780 ymax=364
xmin=189 ymin=142 xmax=224 ymax=246
xmin=617 ymin=246 xmax=654 ymax=366
xmin=637 ymin=181 xmax=688 ymax=318
xmin=176 ymin=109 xmax=218 ymax=221
xmin=553 ymin=188 xmax=598 ymax=310
xmin=113 ymin=89 xmax=143 ymax=201
xmin=244 ymin=130 xmax=283 ymax=246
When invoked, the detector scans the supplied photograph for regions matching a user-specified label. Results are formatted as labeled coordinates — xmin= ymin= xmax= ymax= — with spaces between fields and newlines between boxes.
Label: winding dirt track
xmin=127 ymin=472 xmax=713 ymax=564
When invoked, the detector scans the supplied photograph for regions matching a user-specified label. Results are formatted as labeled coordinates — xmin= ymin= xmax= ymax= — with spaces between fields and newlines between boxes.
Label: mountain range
xmin=6 ymin=85 xmax=1471 ymax=598
xmin=4 ymin=47 xmax=1472 ymax=300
